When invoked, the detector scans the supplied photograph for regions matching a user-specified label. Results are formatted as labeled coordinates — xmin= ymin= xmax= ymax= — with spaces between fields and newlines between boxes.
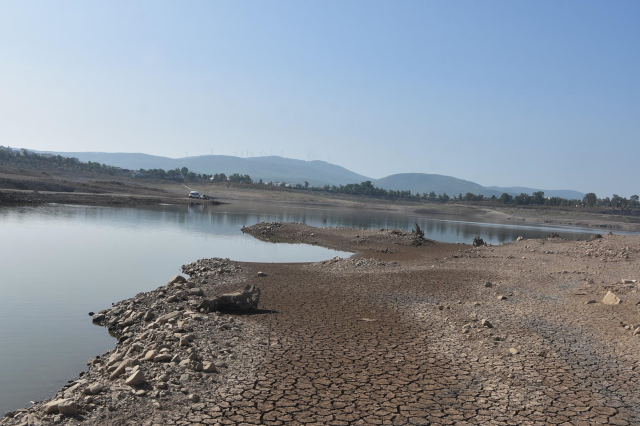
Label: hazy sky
xmin=1 ymin=1 xmax=638 ymax=197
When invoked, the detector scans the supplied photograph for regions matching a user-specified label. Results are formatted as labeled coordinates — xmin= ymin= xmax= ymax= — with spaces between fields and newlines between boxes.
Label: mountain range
xmin=43 ymin=151 xmax=585 ymax=199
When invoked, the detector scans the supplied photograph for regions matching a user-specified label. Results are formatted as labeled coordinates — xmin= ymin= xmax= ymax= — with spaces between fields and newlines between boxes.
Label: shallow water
xmin=0 ymin=202 xmax=632 ymax=412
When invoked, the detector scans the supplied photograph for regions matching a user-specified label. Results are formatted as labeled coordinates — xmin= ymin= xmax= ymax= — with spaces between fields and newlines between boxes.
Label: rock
xmin=634 ymin=327 xmax=640 ymax=336
xmin=57 ymin=399 xmax=78 ymax=416
xmin=144 ymin=350 xmax=158 ymax=361
xmin=481 ymin=319 xmax=493 ymax=328
xmin=187 ymin=394 xmax=200 ymax=403
xmin=472 ymin=236 xmax=485 ymax=247
xmin=83 ymin=383 xmax=102 ymax=395
xmin=143 ymin=311 xmax=155 ymax=321
xmin=199 ymin=285 xmax=261 ymax=313
xmin=167 ymin=275 xmax=186 ymax=286
xmin=189 ymin=288 xmax=204 ymax=297
xmin=516 ymin=236 xmax=524 ymax=241
xmin=153 ymin=354 xmax=172 ymax=363
xmin=43 ymin=399 xmax=70 ymax=414
xmin=602 ymin=291 xmax=621 ymax=305
xmin=92 ymin=313 xmax=105 ymax=323
xmin=484 ymin=281 xmax=493 ymax=288
xmin=257 ymin=271 xmax=267 ymax=277
xmin=107 ymin=353 xmax=123 ymax=366
xmin=202 ymin=362 xmax=217 ymax=373
xmin=125 ymin=370 xmax=145 ymax=386
xmin=621 ymin=279 xmax=637 ymax=284
xmin=88 ymin=311 xmax=95 ymax=316
xmin=497 ymin=295 xmax=507 ymax=301
xmin=509 ymin=348 xmax=519 ymax=355
xmin=110 ymin=358 xmax=139 ymax=380
xmin=4 ymin=411 xmax=15 ymax=418
xmin=156 ymin=311 xmax=182 ymax=324
xmin=585 ymin=300 xmax=597 ymax=305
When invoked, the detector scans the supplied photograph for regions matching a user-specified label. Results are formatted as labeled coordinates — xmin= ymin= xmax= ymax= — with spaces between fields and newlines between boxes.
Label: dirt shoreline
xmin=2 ymin=163 xmax=640 ymax=231
xmin=3 ymin=221 xmax=640 ymax=425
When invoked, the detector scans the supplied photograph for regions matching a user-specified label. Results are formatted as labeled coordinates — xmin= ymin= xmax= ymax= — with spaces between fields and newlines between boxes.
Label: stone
xmin=199 ymin=285 xmax=261 ymax=313
xmin=83 ymin=383 xmax=102 ymax=395
xmin=509 ymin=348 xmax=519 ymax=355
xmin=187 ymin=394 xmax=200 ymax=403
xmin=497 ymin=295 xmax=507 ymax=300
xmin=125 ymin=370 xmax=145 ymax=386
xmin=602 ymin=291 xmax=621 ymax=305
xmin=156 ymin=311 xmax=182 ymax=324
xmin=481 ymin=319 xmax=493 ymax=328
xmin=202 ymin=362 xmax=217 ymax=373
xmin=585 ymin=300 xmax=597 ymax=305
xmin=143 ymin=311 xmax=155 ymax=321
xmin=92 ymin=314 xmax=105 ymax=323
xmin=153 ymin=354 xmax=172 ymax=363
xmin=484 ymin=281 xmax=493 ymax=288
xmin=57 ymin=400 xmax=78 ymax=416
xmin=107 ymin=353 xmax=123 ymax=367
xmin=189 ymin=288 xmax=204 ymax=296
xmin=621 ymin=279 xmax=637 ymax=284
xmin=516 ymin=236 xmax=524 ymax=241
xmin=144 ymin=350 xmax=158 ymax=361
xmin=43 ymin=399 xmax=69 ymax=414
xmin=167 ymin=275 xmax=186 ymax=286
xmin=257 ymin=271 xmax=267 ymax=277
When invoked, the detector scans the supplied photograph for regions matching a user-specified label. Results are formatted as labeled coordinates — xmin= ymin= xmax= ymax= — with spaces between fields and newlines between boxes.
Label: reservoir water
xmin=0 ymin=202 xmax=630 ymax=413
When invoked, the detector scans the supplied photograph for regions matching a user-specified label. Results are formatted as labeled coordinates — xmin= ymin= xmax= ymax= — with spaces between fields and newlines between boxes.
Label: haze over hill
xmin=43 ymin=151 xmax=585 ymax=199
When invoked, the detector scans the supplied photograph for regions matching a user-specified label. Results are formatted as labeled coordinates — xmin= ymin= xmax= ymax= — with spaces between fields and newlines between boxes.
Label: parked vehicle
xmin=188 ymin=191 xmax=200 ymax=199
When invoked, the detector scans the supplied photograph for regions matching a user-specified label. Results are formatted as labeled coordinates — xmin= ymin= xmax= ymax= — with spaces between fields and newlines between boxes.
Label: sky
xmin=1 ymin=1 xmax=638 ymax=197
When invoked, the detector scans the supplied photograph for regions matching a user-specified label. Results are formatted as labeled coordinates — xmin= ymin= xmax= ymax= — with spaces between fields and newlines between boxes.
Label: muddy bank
xmin=3 ymin=223 xmax=640 ymax=425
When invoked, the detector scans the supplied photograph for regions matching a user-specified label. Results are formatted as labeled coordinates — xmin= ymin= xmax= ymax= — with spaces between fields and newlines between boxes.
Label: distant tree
xmin=304 ymin=181 xmax=309 ymax=188
xmin=531 ymin=191 xmax=545 ymax=205
xmin=631 ymin=195 xmax=639 ymax=206
xmin=180 ymin=167 xmax=189 ymax=175
xmin=583 ymin=192 xmax=597 ymax=207
xmin=429 ymin=191 xmax=436 ymax=199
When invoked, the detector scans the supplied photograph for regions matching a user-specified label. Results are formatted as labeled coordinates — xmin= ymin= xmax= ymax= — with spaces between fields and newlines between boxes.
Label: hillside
xmin=38 ymin=150 xmax=587 ymax=198
xmin=372 ymin=173 xmax=499 ymax=197
xmin=43 ymin=152 xmax=369 ymax=187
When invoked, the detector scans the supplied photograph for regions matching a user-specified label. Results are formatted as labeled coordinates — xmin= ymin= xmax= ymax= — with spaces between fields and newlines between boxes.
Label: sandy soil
xmin=4 ymin=221 xmax=640 ymax=425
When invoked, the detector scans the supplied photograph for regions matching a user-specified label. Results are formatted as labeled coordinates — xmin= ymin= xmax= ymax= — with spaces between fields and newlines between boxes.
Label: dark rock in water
xmin=88 ymin=312 xmax=95 ymax=316
xmin=589 ymin=234 xmax=603 ymax=241
xmin=199 ymin=285 xmax=260 ymax=313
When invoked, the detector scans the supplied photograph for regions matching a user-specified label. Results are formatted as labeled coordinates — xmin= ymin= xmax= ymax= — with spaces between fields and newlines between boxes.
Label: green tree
xmin=583 ymin=192 xmax=597 ymax=207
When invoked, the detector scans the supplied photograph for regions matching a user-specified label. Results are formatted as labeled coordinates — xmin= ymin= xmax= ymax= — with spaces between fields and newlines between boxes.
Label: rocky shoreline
xmin=3 ymin=222 xmax=640 ymax=425
xmin=1 ymin=259 xmax=269 ymax=426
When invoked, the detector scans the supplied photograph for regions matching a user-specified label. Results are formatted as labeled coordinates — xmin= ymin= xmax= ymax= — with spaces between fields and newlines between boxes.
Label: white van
xmin=188 ymin=191 xmax=200 ymax=199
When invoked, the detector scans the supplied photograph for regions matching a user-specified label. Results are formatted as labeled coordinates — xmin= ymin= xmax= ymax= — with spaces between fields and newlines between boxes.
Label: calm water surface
xmin=0 ymin=202 xmax=633 ymax=412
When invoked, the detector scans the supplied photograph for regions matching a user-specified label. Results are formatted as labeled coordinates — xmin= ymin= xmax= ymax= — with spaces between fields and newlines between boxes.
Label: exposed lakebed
xmin=0 ymin=201 xmax=631 ymax=413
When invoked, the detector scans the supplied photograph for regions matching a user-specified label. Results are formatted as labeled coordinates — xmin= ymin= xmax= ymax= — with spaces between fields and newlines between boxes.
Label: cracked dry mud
xmin=4 ymin=223 xmax=640 ymax=425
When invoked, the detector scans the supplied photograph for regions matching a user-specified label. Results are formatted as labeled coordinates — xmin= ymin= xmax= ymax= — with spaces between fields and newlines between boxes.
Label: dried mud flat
xmin=3 ymin=223 xmax=640 ymax=426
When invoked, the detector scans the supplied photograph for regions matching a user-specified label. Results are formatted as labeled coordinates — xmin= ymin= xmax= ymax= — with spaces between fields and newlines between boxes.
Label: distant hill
xmin=42 ymin=152 xmax=369 ymax=187
xmin=39 ymin=150 xmax=586 ymax=199
xmin=373 ymin=173 xmax=498 ymax=197
xmin=483 ymin=186 xmax=585 ymax=200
